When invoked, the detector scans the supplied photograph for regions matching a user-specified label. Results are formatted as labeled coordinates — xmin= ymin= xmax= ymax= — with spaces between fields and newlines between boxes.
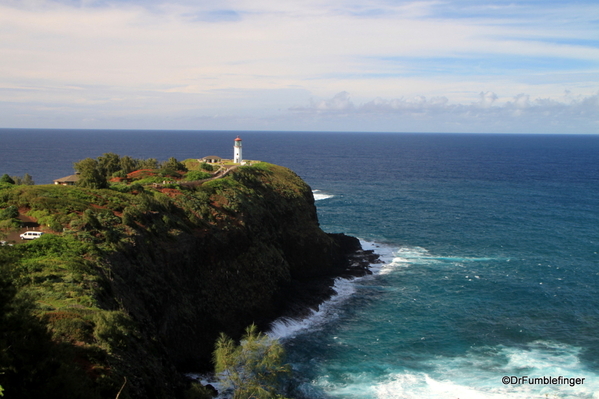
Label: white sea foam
xmin=272 ymin=239 xmax=596 ymax=398
xmin=301 ymin=241 xmax=598 ymax=398
xmin=273 ymin=240 xmax=597 ymax=399
xmin=268 ymin=239 xmax=393 ymax=340
xmin=268 ymin=240 xmax=429 ymax=339
xmin=314 ymin=341 xmax=599 ymax=399
xmin=270 ymin=241 xmax=508 ymax=339
xmin=267 ymin=277 xmax=356 ymax=340
xmin=374 ymin=245 xmax=508 ymax=275
xmin=312 ymin=190 xmax=334 ymax=201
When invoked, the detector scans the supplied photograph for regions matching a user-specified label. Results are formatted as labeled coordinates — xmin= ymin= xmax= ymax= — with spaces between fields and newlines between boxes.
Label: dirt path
xmin=3 ymin=214 xmax=42 ymax=244
xmin=180 ymin=165 xmax=239 ymax=188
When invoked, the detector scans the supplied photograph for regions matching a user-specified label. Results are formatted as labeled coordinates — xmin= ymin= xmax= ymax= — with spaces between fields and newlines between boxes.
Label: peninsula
xmin=0 ymin=154 xmax=376 ymax=399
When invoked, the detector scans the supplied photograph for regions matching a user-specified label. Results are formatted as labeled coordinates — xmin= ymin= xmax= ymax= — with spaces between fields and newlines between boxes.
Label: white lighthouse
xmin=233 ymin=136 xmax=243 ymax=164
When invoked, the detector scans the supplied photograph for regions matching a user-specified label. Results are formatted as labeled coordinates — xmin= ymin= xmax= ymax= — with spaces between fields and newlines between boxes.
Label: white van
xmin=20 ymin=231 xmax=44 ymax=240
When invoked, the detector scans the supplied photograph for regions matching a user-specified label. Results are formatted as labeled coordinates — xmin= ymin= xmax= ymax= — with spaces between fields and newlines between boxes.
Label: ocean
xmin=1 ymin=129 xmax=598 ymax=398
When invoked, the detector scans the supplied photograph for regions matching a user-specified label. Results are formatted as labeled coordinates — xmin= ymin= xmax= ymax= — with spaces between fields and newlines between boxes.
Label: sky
xmin=1 ymin=0 xmax=598 ymax=133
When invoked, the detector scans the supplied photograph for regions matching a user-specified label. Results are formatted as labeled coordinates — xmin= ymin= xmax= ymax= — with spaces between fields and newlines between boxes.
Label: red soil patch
xmin=108 ymin=177 xmax=129 ymax=183
xmin=127 ymin=169 xmax=157 ymax=179
xmin=158 ymin=188 xmax=182 ymax=197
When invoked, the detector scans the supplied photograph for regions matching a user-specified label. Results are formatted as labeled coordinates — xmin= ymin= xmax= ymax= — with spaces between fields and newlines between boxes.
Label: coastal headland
xmin=0 ymin=157 xmax=377 ymax=398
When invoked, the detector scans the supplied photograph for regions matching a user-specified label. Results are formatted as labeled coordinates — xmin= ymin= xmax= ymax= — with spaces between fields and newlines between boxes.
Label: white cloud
xmin=0 ymin=0 xmax=598 ymax=132
xmin=289 ymin=91 xmax=599 ymax=133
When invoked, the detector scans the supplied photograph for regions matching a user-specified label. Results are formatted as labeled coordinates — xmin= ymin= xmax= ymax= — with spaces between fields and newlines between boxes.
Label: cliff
xmin=0 ymin=162 xmax=372 ymax=399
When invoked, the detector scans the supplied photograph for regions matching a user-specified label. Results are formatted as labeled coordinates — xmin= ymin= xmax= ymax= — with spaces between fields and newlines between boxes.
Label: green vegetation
xmin=181 ymin=160 xmax=215 ymax=172
xmin=161 ymin=157 xmax=187 ymax=172
xmin=0 ymin=173 xmax=34 ymax=191
xmin=0 ymin=155 xmax=348 ymax=398
xmin=13 ymin=173 xmax=34 ymax=185
xmin=0 ymin=243 xmax=103 ymax=398
xmin=74 ymin=158 xmax=108 ymax=189
xmin=200 ymin=162 xmax=214 ymax=172
xmin=214 ymin=324 xmax=290 ymax=399
xmin=0 ymin=175 xmax=14 ymax=185
xmin=0 ymin=205 xmax=20 ymax=239
xmin=184 ymin=170 xmax=212 ymax=181
xmin=73 ymin=153 xmax=186 ymax=189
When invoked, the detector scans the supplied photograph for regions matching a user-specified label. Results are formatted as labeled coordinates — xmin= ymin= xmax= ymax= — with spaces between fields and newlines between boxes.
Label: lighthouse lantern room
xmin=234 ymin=136 xmax=243 ymax=164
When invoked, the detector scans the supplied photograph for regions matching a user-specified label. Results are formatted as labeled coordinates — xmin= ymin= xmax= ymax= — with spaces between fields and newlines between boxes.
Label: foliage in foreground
xmin=0 ymin=251 xmax=100 ymax=399
xmin=214 ymin=324 xmax=291 ymax=399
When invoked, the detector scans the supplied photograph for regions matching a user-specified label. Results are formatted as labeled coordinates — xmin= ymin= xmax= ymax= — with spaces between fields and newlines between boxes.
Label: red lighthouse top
xmin=235 ymin=136 xmax=242 ymax=141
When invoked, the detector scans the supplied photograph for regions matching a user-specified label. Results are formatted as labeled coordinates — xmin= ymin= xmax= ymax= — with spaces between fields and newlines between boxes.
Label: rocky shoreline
xmin=190 ymin=236 xmax=382 ymax=397
xmin=273 ymin=233 xmax=382 ymax=324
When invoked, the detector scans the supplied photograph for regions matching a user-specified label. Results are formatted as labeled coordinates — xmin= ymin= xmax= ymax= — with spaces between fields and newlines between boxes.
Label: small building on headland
xmin=201 ymin=156 xmax=222 ymax=164
xmin=53 ymin=174 xmax=80 ymax=186
xmin=199 ymin=137 xmax=246 ymax=165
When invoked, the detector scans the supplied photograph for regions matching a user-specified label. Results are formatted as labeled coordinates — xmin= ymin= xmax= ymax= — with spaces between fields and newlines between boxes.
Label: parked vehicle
xmin=20 ymin=231 xmax=44 ymax=240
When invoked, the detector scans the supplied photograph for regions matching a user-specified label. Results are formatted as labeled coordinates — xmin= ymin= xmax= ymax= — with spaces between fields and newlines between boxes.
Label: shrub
xmin=45 ymin=311 xmax=93 ymax=342
xmin=203 ymin=178 xmax=239 ymax=191
xmin=93 ymin=311 xmax=135 ymax=351
xmin=121 ymin=207 xmax=139 ymax=227
xmin=161 ymin=157 xmax=187 ymax=172
xmin=111 ymin=170 xmax=127 ymax=178
xmin=184 ymin=382 xmax=214 ymax=399
xmin=108 ymin=183 xmax=130 ymax=193
xmin=0 ymin=175 xmax=14 ymax=185
xmin=47 ymin=217 xmax=63 ymax=232
xmin=200 ymin=162 xmax=214 ymax=172
xmin=184 ymin=171 xmax=211 ymax=181
xmin=0 ymin=206 xmax=18 ymax=220
xmin=213 ymin=324 xmax=290 ymax=399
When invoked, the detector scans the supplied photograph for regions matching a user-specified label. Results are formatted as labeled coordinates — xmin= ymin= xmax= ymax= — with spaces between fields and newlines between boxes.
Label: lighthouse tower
xmin=234 ymin=136 xmax=243 ymax=164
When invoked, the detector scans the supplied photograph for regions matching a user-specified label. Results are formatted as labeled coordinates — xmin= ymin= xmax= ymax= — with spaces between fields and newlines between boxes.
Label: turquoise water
xmin=1 ymin=130 xmax=598 ymax=398
xmin=268 ymin=134 xmax=599 ymax=398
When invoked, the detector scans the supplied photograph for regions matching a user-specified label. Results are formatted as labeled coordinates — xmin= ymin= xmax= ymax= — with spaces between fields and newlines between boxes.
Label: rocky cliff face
xmin=0 ymin=163 xmax=373 ymax=398
xmin=111 ymin=167 xmax=351 ymax=346
xmin=101 ymin=163 xmax=372 ymax=397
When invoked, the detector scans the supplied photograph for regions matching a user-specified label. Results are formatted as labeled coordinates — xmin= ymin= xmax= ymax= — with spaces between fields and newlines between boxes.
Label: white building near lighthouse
xmin=234 ymin=136 xmax=243 ymax=164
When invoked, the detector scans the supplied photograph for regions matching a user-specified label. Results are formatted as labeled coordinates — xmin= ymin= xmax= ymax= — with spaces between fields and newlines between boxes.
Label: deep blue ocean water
xmin=1 ymin=129 xmax=598 ymax=398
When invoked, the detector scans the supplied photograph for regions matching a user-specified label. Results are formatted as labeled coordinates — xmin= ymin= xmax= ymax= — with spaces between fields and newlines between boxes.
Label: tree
xmin=161 ymin=157 xmax=187 ymax=172
xmin=213 ymin=324 xmax=290 ymax=399
xmin=97 ymin=153 xmax=121 ymax=178
xmin=73 ymin=158 xmax=107 ymax=189
xmin=0 ymin=175 xmax=14 ymax=185
xmin=0 ymin=206 xmax=18 ymax=220
xmin=138 ymin=158 xmax=158 ymax=170
xmin=21 ymin=174 xmax=34 ymax=185
xmin=9 ymin=174 xmax=34 ymax=185
xmin=119 ymin=156 xmax=138 ymax=175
